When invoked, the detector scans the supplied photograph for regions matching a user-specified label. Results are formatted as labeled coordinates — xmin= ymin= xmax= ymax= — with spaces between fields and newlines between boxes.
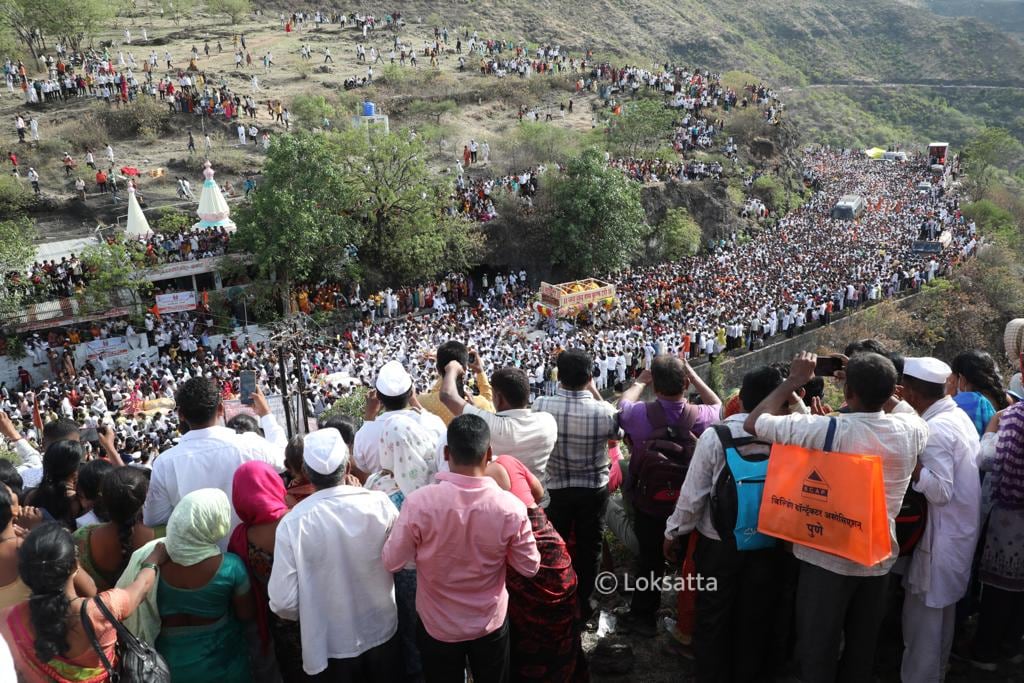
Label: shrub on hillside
xmin=659 ymin=207 xmax=702 ymax=260
xmin=58 ymin=114 xmax=107 ymax=152
xmin=291 ymin=94 xmax=335 ymax=128
xmin=0 ymin=175 xmax=33 ymax=215
xmin=751 ymin=175 xmax=785 ymax=212
xmin=100 ymin=98 xmax=172 ymax=139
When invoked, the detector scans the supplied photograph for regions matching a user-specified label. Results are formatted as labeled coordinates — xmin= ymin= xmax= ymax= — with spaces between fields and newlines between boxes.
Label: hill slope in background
xmin=359 ymin=0 xmax=1024 ymax=86
xmin=926 ymin=0 xmax=1024 ymax=36
xmin=334 ymin=0 xmax=1024 ymax=145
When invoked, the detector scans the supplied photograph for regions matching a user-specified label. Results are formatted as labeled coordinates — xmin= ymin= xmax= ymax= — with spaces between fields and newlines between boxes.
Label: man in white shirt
xmin=142 ymin=377 xmax=284 ymax=538
xmin=352 ymin=361 xmax=445 ymax=479
xmin=745 ymin=351 xmax=928 ymax=683
xmin=898 ymin=357 xmax=981 ymax=683
xmin=438 ymin=363 xmax=557 ymax=502
xmin=268 ymin=428 xmax=401 ymax=680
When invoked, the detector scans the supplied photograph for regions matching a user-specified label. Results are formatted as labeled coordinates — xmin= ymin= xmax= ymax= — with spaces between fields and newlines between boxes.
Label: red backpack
xmin=627 ymin=401 xmax=700 ymax=518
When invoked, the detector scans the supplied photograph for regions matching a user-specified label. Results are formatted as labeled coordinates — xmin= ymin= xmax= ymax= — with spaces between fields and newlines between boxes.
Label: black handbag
xmin=80 ymin=596 xmax=172 ymax=683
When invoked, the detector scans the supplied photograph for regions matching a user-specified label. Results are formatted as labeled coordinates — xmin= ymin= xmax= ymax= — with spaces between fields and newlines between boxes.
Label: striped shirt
xmin=533 ymin=388 xmax=619 ymax=489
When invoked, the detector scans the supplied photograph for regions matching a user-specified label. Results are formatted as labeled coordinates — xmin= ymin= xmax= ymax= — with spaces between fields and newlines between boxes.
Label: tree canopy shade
xmin=1 ymin=0 xmax=115 ymax=57
xmin=547 ymin=148 xmax=646 ymax=277
xmin=234 ymin=130 xmax=482 ymax=289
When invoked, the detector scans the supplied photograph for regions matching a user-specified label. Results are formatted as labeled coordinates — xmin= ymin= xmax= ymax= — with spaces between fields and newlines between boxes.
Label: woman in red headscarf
xmin=227 ymin=462 xmax=304 ymax=681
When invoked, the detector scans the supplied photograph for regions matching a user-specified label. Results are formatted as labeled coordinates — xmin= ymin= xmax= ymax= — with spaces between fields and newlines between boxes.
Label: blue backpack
xmin=710 ymin=424 xmax=776 ymax=550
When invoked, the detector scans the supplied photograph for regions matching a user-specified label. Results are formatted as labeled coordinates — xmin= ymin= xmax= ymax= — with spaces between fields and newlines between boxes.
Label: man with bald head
xmin=617 ymin=353 xmax=722 ymax=635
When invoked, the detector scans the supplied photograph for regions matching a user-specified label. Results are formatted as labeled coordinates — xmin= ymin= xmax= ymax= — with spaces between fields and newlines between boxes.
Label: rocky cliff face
xmin=640 ymin=180 xmax=740 ymax=245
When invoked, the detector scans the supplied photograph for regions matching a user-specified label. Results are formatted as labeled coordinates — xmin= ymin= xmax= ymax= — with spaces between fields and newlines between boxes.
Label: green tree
xmin=660 ymin=207 xmax=702 ymax=260
xmin=290 ymin=94 xmax=335 ymax=129
xmin=548 ymin=148 xmax=646 ymax=276
xmin=499 ymin=121 xmax=582 ymax=171
xmin=206 ymin=0 xmax=250 ymax=23
xmin=962 ymin=127 xmax=1024 ymax=195
xmin=234 ymin=133 xmax=363 ymax=286
xmin=404 ymin=99 xmax=457 ymax=126
xmin=235 ymin=130 xmax=481 ymax=290
xmin=155 ymin=208 xmax=193 ymax=234
xmin=333 ymin=129 xmax=482 ymax=285
xmin=608 ymin=99 xmax=677 ymax=156
xmin=77 ymin=241 xmax=152 ymax=314
xmin=0 ymin=217 xmax=36 ymax=325
xmin=1 ymin=0 xmax=115 ymax=56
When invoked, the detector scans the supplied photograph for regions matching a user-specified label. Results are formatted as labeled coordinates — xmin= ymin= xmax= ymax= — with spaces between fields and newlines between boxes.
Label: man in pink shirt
xmin=382 ymin=414 xmax=541 ymax=683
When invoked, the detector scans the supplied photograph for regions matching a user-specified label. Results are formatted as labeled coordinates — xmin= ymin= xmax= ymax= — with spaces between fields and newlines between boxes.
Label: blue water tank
xmin=362 ymin=101 xmax=376 ymax=116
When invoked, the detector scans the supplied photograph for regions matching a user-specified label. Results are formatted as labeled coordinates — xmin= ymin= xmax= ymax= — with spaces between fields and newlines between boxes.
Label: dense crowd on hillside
xmin=4 ymin=11 xmax=1022 ymax=683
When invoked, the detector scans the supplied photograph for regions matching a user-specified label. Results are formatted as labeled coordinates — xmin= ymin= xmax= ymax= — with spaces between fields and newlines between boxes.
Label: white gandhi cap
xmin=902 ymin=357 xmax=952 ymax=385
xmin=375 ymin=360 xmax=412 ymax=397
xmin=303 ymin=428 xmax=348 ymax=475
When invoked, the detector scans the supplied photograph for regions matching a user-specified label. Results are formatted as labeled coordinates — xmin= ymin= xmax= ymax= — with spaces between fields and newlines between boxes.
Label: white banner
xmin=84 ymin=337 xmax=130 ymax=360
xmin=223 ymin=395 xmax=293 ymax=435
xmin=155 ymin=291 xmax=197 ymax=313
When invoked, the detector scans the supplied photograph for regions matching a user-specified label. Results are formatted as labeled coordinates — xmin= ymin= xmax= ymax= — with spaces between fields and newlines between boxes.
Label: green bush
xmin=0 ymin=175 xmax=33 ymax=215
xmin=318 ymin=386 xmax=368 ymax=427
xmin=156 ymin=209 xmax=193 ymax=234
xmin=100 ymin=98 xmax=172 ymax=139
xmin=291 ymin=94 xmax=335 ymax=128
xmin=751 ymin=175 xmax=785 ymax=212
xmin=962 ymin=199 xmax=1019 ymax=249
xmin=660 ymin=207 xmax=702 ymax=260
xmin=4 ymin=335 xmax=26 ymax=360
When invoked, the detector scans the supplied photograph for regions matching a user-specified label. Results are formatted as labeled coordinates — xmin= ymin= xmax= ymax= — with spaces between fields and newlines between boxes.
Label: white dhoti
xmin=901 ymin=591 xmax=955 ymax=683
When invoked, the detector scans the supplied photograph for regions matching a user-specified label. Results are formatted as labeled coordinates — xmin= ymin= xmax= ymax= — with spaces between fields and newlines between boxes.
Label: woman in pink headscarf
xmin=228 ymin=462 xmax=304 ymax=681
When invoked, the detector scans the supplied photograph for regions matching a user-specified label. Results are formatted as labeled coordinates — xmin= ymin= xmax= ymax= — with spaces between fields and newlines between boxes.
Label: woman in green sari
xmin=155 ymin=488 xmax=255 ymax=682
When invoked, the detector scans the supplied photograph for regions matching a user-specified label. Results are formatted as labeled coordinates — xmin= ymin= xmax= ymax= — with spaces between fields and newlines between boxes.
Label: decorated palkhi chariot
xmin=533 ymin=278 xmax=617 ymax=323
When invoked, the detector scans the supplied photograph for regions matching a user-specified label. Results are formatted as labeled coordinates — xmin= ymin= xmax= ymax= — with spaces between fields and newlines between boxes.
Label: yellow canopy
xmin=864 ymin=147 xmax=886 ymax=159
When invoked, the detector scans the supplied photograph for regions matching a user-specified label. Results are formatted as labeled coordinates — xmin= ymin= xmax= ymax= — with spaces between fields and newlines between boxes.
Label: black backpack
xmin=627 ymin=401 xmax=700 ymax=518
xmin=896 ymin=484 xmax=928 ymax=556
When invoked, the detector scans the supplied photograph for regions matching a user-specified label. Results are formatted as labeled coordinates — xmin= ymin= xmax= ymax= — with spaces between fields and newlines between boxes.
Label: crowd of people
xmin=2 ymin=227 xmax=231 ymax=308
xmin=125 ymin=226 xmax=232 ymax=266
xmin=4 ymin=255 xmax=87 ymax=305
xmin=1 ymin=13 xmax=1015 ymax=681
xmin=0 ymin=329 xmax=1021 ymax=682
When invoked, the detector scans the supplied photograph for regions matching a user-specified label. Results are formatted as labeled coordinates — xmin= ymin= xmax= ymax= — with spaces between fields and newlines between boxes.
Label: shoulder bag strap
xmin=92 ymin=593 xmax=135 ymax=645
xmin=823 ymin=417 xmax=838 ymax=452
xmin=644 ymin=400 xmax=668 ymax=430
xmin=711 ymin=424 xmax=734 ymax=452
xmin=80 ymin=598 xmax=116 ymax=680
xmin=677 ymin=402 xmax=701 ymax=435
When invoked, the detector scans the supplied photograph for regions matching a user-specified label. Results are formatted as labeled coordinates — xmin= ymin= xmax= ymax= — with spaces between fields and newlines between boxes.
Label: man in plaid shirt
xmin=534 ymin=348 xmax=619 ymax=618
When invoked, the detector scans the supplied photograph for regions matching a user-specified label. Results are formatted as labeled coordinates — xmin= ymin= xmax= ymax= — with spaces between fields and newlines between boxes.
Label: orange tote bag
xmin=757 ymin=418 xmax=892 ymax=567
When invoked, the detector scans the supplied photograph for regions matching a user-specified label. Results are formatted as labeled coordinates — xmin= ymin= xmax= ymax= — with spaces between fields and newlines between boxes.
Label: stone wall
xmin=690 ymin=293 xmax=922 ymax=391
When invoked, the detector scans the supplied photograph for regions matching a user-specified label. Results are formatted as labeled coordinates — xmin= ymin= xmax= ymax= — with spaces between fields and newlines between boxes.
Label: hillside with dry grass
xmin=334 ymin=0 xmax=1024 ymax=86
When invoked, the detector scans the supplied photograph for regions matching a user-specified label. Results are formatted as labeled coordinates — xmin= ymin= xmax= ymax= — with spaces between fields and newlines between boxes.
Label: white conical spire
xmin=193 ymin=160 xmax=236 ymax=232
xmin=124 ymin=186 xmax=153 ymax=237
